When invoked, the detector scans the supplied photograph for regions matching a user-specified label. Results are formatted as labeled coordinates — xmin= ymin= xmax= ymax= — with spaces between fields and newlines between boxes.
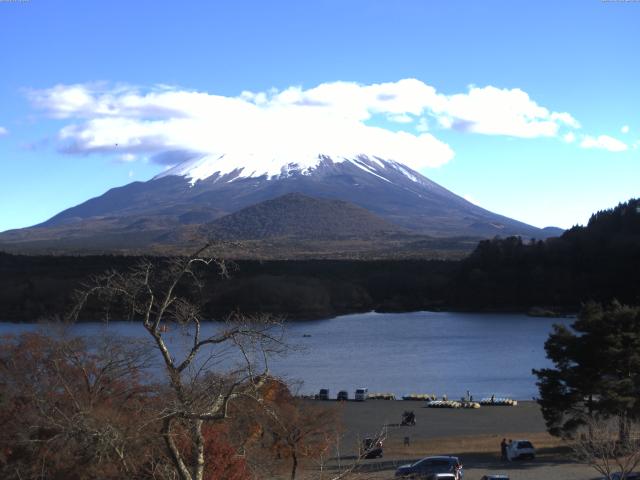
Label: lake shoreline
xmin=1 ymin=312 xmax=570 ymax=400
xmin=0 ymin=306 xmax=579 ymax=324
xmin=0 ymin=252 xmax=588 ymax=322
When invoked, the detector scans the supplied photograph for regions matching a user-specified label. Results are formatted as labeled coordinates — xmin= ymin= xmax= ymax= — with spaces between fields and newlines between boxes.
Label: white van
xmin=506 ymin=440 xmax=535 ymax=461
xmin=355 ymin=388 xmax=368 ymax=401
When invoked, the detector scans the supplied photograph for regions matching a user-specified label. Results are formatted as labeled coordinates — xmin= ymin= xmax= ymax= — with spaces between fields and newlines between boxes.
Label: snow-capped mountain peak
xmin=155 ymin=152 xmax=420 ymax=186
xmin=15 ymin=147 xmax=555 ymax=245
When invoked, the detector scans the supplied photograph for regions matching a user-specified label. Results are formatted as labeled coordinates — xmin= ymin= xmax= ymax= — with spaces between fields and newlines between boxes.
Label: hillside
xmin=1 ymin=199 xmax=638 ymax=321
xmin=452 ymin=198 xmax=640 ymax=310
xmin=206 ymin=193 xmax=403 ymax=239
xmin=0 ymin=154 xmax=559 ymax=256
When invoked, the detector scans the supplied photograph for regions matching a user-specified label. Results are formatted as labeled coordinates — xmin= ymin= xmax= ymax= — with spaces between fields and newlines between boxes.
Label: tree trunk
xmin=619 ymin=411 xmax=631 ymax=444
xmin=193 ymin=419 xmax=205 ymax=480
xmin=163 ymin=417 xmax=193 ymax=480
xmin=290 ymin=450 xmax=298 ymax=480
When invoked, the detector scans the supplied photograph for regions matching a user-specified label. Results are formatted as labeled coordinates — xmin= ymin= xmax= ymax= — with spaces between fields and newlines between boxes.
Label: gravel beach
xmin=339 ymin=400 xmax=548 ymax=443
xmin=308 ymin=399 xmax=598 ymax=480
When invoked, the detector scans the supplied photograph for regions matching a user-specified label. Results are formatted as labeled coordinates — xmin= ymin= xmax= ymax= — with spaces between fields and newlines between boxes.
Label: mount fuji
xmin=0 ymin=153 xmax=561 ymax=256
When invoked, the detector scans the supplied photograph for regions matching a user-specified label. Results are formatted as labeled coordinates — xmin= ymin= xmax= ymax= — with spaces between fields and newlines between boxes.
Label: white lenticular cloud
xmin=434 ymin=86 xmax=580 ymax=137
xmin=580 ymin=135 xmax=628 ymax=152
xmin=27 ymin=79 xmax=584 ymax=172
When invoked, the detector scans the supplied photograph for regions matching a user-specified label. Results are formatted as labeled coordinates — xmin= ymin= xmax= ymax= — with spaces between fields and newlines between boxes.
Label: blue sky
xmin=1 ymin=0 xmax=638 ymax=232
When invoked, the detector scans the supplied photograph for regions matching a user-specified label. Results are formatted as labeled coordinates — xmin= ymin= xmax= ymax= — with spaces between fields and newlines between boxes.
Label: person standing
xmin=500 ymin=438 xmax=508 ymax=460
xmin=453 ymin=461 xmax=462 ymax=480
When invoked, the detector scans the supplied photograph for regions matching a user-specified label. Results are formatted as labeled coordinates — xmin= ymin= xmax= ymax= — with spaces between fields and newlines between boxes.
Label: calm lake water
xmin=0 ymin=311 xmax=572 ymax=400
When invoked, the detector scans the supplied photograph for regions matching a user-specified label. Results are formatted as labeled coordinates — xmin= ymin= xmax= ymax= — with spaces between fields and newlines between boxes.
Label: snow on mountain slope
xmin=156 ymin=152 xmax=421 ymax=186
xmin=0 ymin=149 xmax=562 ymax=252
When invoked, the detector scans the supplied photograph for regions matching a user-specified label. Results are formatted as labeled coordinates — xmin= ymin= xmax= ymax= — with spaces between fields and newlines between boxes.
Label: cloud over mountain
xmin=580 ymin=134 xmax=628 ymax=152
xmin=27 ymin=79 xmax=584 ymax=172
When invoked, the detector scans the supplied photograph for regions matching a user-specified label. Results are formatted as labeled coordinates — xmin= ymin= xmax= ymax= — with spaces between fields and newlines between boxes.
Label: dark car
xmin=360 ymin=437 xmax=383 ymax=459
xmin=395 ymin=455 xmax=463 ymax=479
xmin=426 ymin=474 xmax=457 ymax=480
xmin=337 ymin=390 xmax=349 ymax=401
xmin=604 ymin=473 xmax=640 ymax=480
xmin=317 ymin=388 xmax=330 ymax=400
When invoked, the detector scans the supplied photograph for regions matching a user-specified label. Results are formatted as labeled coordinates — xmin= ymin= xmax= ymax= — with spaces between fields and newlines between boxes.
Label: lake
xmin=0 ymin=311 xmax=572 ymax=400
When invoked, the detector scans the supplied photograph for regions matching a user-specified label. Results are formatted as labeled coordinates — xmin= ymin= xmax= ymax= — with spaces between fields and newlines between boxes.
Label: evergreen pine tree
xmin=534 ymin=301 xmax=640 ymax=438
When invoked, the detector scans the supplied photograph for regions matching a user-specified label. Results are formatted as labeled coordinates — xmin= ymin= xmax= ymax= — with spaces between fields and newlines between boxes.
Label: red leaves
xmin=202 ymin=424 xmax=250 ymax=480
xmin=0 ymin=332 xmax=158 ymax=479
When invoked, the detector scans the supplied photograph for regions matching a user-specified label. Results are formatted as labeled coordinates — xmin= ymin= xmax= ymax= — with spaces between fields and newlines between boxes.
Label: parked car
xmin=317 ymin=388 xmax=330 ymax=400
xmin=426 ymin=474 xmax=457 ymax=480
xmin=506 ymin=440 xmax=535 ymax=461
xmin=360 ymin=437 xmax=383 ymax=459
xmin=604 ymin=473 xmax=640 ymax=480
xmin=337 ymin=390 xmax=349 ymax=401
xmin=480 ymin=475 xmax=510 ymax=480
xmin=355 ymin=388 xmax=368 ymax=401
xmin=395 ymin=455 xmax=463 ymax=479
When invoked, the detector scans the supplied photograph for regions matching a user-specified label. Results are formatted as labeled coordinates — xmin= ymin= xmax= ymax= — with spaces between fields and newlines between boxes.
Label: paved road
xmin=313 ymin=453 xmax=598 ymax=480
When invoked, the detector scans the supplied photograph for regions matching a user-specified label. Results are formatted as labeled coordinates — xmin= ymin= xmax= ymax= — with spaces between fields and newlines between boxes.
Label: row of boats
xmin=366 ymin=393 xmax=518 ymax=408
xmin=425 ymin=399 xmax=517 ymax=408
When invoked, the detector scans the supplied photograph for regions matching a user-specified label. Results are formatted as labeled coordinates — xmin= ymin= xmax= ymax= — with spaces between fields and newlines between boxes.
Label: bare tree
xmin=316 ymin=426 xmax=388 ymax=480
xmin=0 ymin=332 xmax=157 ymax=479
xmin=257 ymin=383 xmax=341 ymax=480
xmin=69 ymin=244 xmax=286 ymax=480
xmin=570 ymin=414 xmax=640 ymax=480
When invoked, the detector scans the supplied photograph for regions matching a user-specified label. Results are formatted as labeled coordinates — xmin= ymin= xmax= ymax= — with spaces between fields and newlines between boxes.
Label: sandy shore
xmin=339 ymin=399 xmax=549 ymax=444
xmin=305 ymin=399 xmax=598 ymax=480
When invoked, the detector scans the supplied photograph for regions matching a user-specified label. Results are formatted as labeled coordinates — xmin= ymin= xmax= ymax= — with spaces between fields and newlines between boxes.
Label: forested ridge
xmin=0 ymin=253 xmax=456 ymax=321
xmin=452 ymin=198 xmax=640 ymax=310
xmin=2 ymin=198 xmax=639 ymax=321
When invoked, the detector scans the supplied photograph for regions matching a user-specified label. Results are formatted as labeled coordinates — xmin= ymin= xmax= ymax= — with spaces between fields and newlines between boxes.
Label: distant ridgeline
xmin=1 ymin=198 xmax=639 ymax=321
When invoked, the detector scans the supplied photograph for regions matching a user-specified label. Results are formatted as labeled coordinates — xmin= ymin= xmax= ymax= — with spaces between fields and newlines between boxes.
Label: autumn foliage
xmin=201 ymin=424 xmax=250 ymax=480
xmin=235 ymin=379 xmax=342 ymax=479
xmin=0 ymin=332 xmax=256 ymax=479
xmin=0 ymin=332 xmax=161 ymax=479
xmin=0 ymin=332 xmax=341 ymax=480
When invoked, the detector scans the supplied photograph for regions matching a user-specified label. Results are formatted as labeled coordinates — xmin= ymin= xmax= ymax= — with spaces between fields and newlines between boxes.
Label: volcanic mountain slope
xmin=0 ymin=153 xmax=560 ymax=255
xmin=205 ymin=192 xmax=403 ymax=240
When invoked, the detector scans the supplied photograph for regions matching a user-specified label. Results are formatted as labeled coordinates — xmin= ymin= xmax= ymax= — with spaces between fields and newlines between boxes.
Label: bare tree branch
xmin=66 ymin=244 xmax=288 ymax=480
